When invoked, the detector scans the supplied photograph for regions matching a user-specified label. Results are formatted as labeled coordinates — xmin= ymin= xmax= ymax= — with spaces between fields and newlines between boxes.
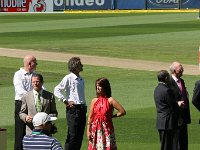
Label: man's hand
xmin=25 ymin=115 xmax=33 ymax=123
xmin=64 ymin=101 xmax=75 ymax=108
xmin=177 ymin=101 xmax=185 ymax=108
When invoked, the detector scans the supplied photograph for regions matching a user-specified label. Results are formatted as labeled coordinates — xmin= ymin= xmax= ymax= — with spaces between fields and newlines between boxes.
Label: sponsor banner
xmin=147 ymin=0 xmax=199 ymax=9
xmin=53 ymin=0 xmax=65 ymax=10
xmin=53 ymin=0 xmax=113 ymax=10
xmin=181 ymin=0 xmax=200 ymax=8
xmin=115 ymin=0 xmax=145 ymax=10
xmin=0 ymin=0 xmax=31 ymax=12
xmin=0 ymin=0 xmax=53 ymax=12
xmin=0 ymin=0 xmax=199 ymax=12
xmin=29 ymin=0 xmax=53 ymax=12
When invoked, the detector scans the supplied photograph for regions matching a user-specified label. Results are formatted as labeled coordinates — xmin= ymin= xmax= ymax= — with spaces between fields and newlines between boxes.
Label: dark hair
xmin=32 ymin=73 xmax=44 ymax=84
xmin=68 ymin=57 xmax=82 ymax=72
xmin=157 ymin=70 xmax=169 ymax=82
xmin=96 ymin=77 xmax=111 ymax=98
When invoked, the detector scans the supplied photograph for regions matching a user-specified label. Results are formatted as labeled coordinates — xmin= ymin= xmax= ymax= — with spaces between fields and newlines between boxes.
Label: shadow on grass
xmin=5 ymin=108 xmax=200 ymax=150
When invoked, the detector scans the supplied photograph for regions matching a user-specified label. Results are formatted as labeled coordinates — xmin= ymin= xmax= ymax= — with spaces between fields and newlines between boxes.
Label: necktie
xmin=177 ymin=79 xmax=187 ymax=105
xmin=35 ymin=93 xmax=42 ymax=112
xmin=177 ymin=80 xmax=183 ymax=92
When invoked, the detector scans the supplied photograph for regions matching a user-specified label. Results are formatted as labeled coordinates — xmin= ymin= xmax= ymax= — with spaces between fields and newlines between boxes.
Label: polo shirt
xmin=23 ymin=129 xmax=63 ymax=150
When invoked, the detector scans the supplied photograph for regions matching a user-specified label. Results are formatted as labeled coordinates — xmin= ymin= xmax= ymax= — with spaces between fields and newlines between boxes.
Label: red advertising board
xmin=0 ymin=0 xmax=53 ymax=12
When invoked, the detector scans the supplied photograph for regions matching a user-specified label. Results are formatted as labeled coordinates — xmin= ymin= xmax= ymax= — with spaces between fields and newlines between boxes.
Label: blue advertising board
xmin=54 ymin=0 xmax=65 ymax=10
xmin=53 ymin=0 xmax=114 ymax=10
xmin=147 ymin=0 xmax=199 ymax=9
xmin=115 ymin=0 xmax=146 ymax=10
xmin=181 ymin=0 xmax=200 ymax=8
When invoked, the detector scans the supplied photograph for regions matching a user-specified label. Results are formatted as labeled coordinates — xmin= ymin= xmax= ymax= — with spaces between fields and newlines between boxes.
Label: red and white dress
xmin=88 ymin=96 xmax=117 ymax=150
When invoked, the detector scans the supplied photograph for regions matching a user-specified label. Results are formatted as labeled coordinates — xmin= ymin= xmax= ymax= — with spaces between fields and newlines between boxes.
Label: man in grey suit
xmin=154 ymin=70 xmax=184 ymax=150
xmin=19 ymin=73 xmax=58 ymax=135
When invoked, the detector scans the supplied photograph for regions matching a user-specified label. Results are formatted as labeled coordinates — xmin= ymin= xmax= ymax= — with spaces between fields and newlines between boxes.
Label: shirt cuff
xmin=62 ymin=99 xmax=67 ymax=103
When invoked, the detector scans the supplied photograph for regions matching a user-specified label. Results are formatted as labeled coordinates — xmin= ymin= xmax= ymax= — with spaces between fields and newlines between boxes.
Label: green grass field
xmin=0 ymin=12 xmax=200 ymax=150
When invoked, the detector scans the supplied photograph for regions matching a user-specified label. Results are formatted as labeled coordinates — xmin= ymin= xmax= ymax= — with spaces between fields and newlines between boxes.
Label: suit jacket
xmin=19 ymin=90 xmax=58 ymax=135
xmin=154 ymin=82 xmax=179 ymax=130
xmin=169 ymin=77 xmax=191 ymax=124
xmin=192 ymin=80 xmax=200 ymax=111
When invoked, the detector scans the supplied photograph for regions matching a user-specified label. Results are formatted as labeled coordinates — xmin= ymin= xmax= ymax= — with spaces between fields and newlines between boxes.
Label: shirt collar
xmin=33 ymin=89 xmax=43 ymax=95
xmin=20 ymin=68 xmax=29 ymax=75
xmin=20 ymin=67 xmax=33 ymax=76
xmin=32 ymin=129 xmax=50 ymax=136
xmin=172 ymin=74 xmax=179 ymax=82
xmin=70 ymin=72 xmax=82 ymax=80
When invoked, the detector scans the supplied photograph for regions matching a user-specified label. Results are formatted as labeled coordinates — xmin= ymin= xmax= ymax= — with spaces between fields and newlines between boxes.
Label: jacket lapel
xmin=41 ymin=90 xmax=49 ymax=112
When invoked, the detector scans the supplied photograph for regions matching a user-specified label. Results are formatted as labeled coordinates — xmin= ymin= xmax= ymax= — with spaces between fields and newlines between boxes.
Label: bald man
xmin=13 ymin=55 xmax=38 ymax=150
xmin=169 ymin=62 xmax=191 ymax=150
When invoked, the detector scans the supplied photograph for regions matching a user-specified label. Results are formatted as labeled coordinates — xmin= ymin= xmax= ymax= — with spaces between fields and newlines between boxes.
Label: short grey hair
xmin=68 ymin=57 xmax=81 ymax=72
xmin=169 ymin=61 xmax=179 ymax=74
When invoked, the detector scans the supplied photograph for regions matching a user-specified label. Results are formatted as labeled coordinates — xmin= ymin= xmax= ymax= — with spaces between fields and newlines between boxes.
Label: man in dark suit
xmin=154 ymin=70 xmax=183 ymax=150
xmin=192 ymin=80 xmax=200 ymax=111
xmin=192 ymin=80 xmax=200 ymax=123
xmin=169 ymin=62 xmax=191 ymax=150
xmin=19 ymin=73 xmax=58 ymax=135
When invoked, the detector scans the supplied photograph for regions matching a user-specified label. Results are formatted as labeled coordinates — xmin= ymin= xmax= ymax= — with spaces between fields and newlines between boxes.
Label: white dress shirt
xmin=54 ymin=72 xmax=86 ymax=105
xmin=13 ymin=68 xmax=35 ymax=100
xmin=172 ymin=75 xmax=181 ymax=89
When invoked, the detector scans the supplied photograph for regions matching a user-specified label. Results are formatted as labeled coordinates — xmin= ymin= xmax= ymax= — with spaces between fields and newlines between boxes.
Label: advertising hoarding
xmin=147 ymin=0 xmax=199 ymax=9
xmin=0 ymin=0 xmax=199 ymax=12
xmin=53 ymin=0 xmax=114 ymax=10
xmin=0 ymin=0 xmax=53 ymax=12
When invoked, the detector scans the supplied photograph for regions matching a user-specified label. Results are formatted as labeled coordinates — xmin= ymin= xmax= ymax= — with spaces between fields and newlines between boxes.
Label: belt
xmin=74 ymin=104 xmax=86 ymax=109
xmin=66 ymin=104 xmax=87 ymax=111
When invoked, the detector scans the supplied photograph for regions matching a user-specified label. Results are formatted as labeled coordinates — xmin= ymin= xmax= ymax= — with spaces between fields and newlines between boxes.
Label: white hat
xmin=33 ymin=112 xmax=57 ymax=127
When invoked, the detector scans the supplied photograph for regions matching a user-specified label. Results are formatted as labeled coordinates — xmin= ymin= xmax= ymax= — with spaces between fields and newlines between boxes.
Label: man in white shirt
xmin=13 ymin=55 xmax=37 ymax=150
xmin=54 ymin=57 xmax=87 ymax=150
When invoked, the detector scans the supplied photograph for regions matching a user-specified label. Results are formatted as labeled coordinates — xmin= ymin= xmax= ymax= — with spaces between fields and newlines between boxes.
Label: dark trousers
xmin=64 ymin=105 xmax=86 ymax=150
xmin=178 ymin=124 xmax=188 ymax=150
xmin=14 ymin=100 xmax=26 ymax=150
xmin=159 ymin=129 xmax=178 ymax=150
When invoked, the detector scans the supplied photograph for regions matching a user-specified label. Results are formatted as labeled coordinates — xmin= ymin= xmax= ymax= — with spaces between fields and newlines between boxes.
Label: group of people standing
xmin=13 ymin=55 xmax=126 ymax=150
xmin=154 ymin=61 xmax=200 ymax=150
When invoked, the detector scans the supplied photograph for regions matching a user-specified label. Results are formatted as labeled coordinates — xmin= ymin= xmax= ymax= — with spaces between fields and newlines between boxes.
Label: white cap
xmin=32 ymin=112 xmax=57 ymax=127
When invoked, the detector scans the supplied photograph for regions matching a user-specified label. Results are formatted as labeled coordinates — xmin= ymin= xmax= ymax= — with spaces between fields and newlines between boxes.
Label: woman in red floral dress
xmin=87 ymin=77 xmax=126 ymax=150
